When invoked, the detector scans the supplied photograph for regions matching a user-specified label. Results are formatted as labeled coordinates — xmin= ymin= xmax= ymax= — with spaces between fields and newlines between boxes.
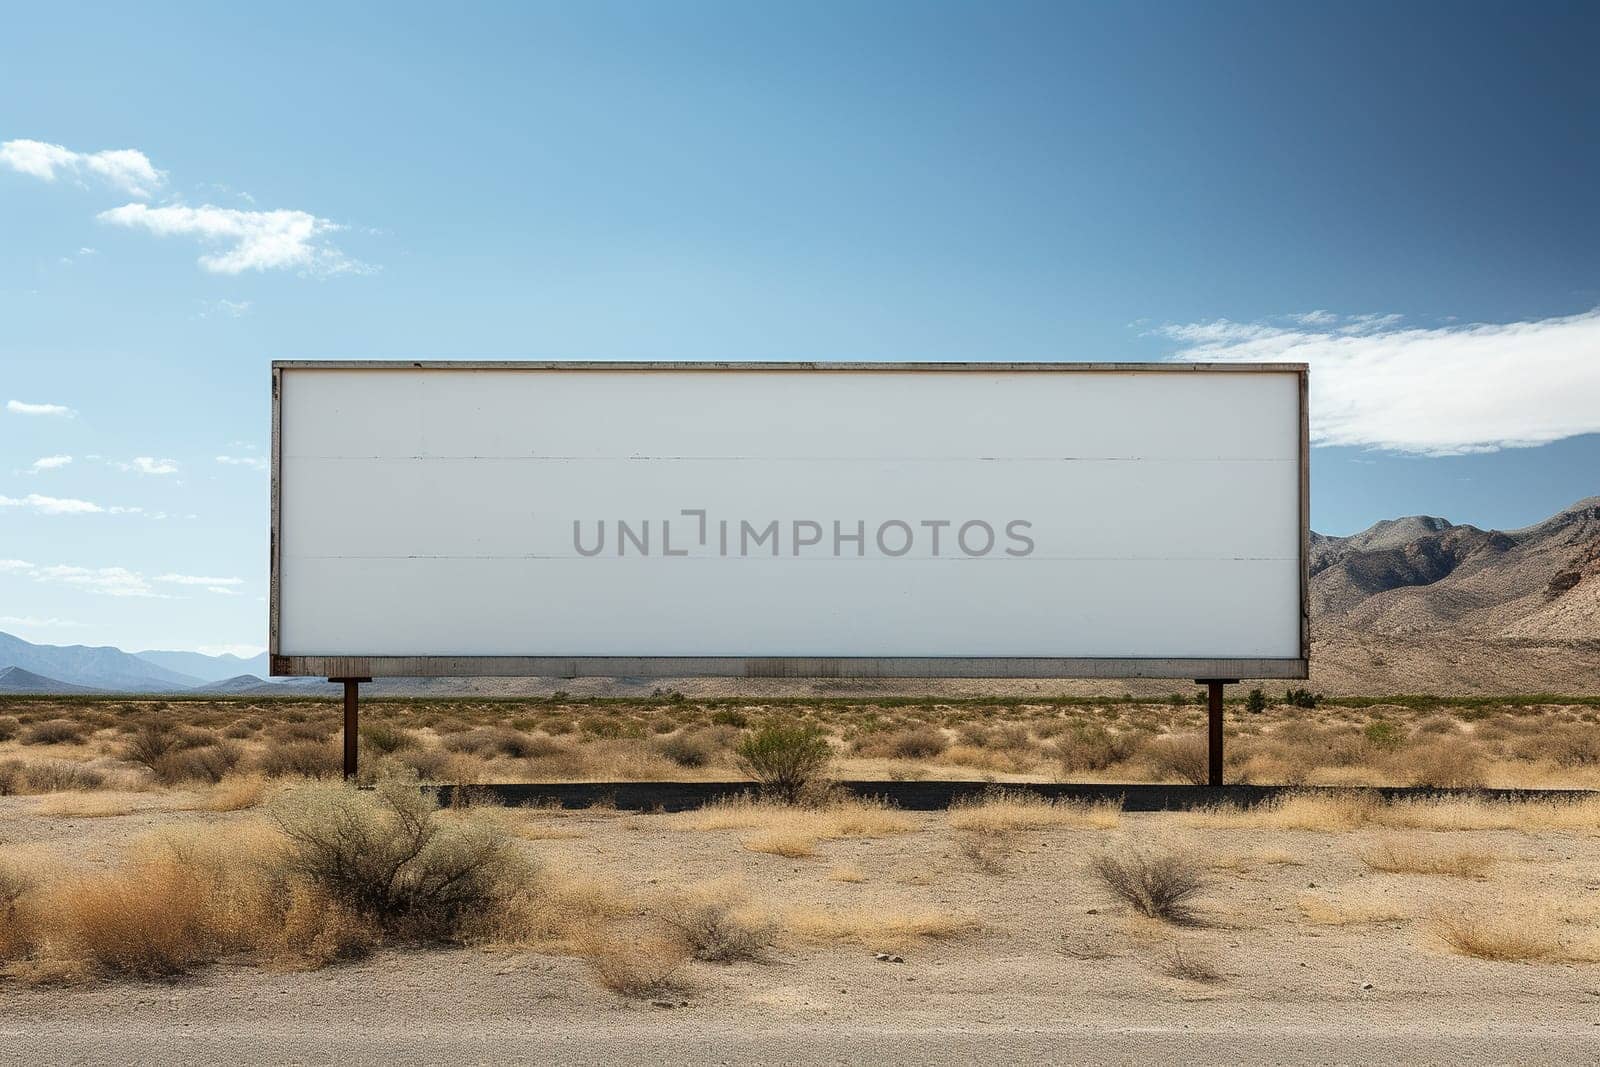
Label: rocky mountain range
xmin=2 ymin=497 xmax=1595 ymax=697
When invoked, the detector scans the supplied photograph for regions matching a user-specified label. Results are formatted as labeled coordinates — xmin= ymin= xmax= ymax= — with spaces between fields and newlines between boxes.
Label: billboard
xmin=270 ymin=362 xmax=1308 ymax=679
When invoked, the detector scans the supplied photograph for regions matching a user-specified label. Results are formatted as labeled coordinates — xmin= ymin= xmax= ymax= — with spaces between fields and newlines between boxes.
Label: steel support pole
xmin=330 ymin=677 xmax=370 ymax=780
xmin=1207 ymin=681 xmax=1224 ymax=787
xmin=1195 ymin=679 xmax=1237 ymax=787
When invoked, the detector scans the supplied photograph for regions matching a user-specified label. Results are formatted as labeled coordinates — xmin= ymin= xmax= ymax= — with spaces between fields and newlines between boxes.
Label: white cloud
xmin=32 ymin=564 xmax=159 ymax=598
xmin=0 ymin=493 xmax=104 ymax=515
xmin=116 ymin=456 xmax=178 ymax=476
xmin=30 ymin=455 xmax=72 ymax=472
xmin=154 ymin=574 xmax=243 ymax=588
xmin=98 ymin=202 xmax=366 ymax=276
xmin=1157 ymin=308 xmax=1600 ymax=455
xmin=0 ymin=494 xmax=145 ymax=516
xmin=0 ymin=615 xmax=84 ymax=628
xmin=215 ymin=454 xmax=267 ymax=471
xmin=0 ymin=139 xmax=164 ymax=197
xmin=7 ymin=399 xmax=74 ymax=417
xmin=206 ymin=586 xmax=240 ymax=596
xmin=0 ymin=560 xmax=211 ymax=599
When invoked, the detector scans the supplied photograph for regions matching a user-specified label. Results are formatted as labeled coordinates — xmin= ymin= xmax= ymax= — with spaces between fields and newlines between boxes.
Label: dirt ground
xmin=3 ymin=789 xmax=1600 ymax=1065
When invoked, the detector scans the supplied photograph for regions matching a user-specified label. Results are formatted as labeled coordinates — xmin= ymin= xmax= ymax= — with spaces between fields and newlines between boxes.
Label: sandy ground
xmin=3 ymin=794 xmax=1600 ymax=1065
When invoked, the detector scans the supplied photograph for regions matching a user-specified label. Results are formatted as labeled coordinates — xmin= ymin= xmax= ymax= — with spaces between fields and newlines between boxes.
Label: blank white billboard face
xmin=272 ymin=364 xmax=1306 ymax=677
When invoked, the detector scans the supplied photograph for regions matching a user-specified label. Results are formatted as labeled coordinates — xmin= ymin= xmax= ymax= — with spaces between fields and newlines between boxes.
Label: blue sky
xmin=2 ymin=1 xmax=1597 ymax=655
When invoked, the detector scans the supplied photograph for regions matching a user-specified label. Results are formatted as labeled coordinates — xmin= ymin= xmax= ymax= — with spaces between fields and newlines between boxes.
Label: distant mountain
xmin=136 ymin=648 xmax=270 ymax=683
xmin=0 ymin=665 xmax=106 ymax=695
xmin=1307 ymin=496 xmax=1600 ymax=694
xmin=1311 ymin=496 xmax=1600 ymax=640
xmin=0 ymin=631 xmax=202 ymax=692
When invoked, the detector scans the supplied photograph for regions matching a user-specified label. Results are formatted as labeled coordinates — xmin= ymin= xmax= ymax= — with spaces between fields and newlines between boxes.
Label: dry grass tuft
xmin=1431 ymin=909 xmax=1561 ymax=961
xmin=494 ymin=870 xmax=632 ymax=953
xmin=1162 ymin=944 xmax=1223 ymax=982
xmin=948 ymin=789 xmax=1119 ymax=832
xmin=676 ymin=795 xmax=914 ymax=858
xmin=1297 ymin=892 xmax=1412 ymax=926
xmin=827 ymin=866 xmax=865 ymax=883
xmin=49 ymin=852 xmax=215 ymax=978
xmin=744 ymin=831 xmax=817 ymax=858
xmin=203 ymin=775 xmax=270 ymax=812
xmin=782 ymin=906 xmax=980 ymax=948
xmin=1359 ymin=837 xmax=1497 ymax=879
xmin=1090 ymin=848 xmax=1208 ymax=925
xmin=957 ymin=830 xmax=1015 ymax=874
xmin=33 ymin=793 xmax=134 ymax=818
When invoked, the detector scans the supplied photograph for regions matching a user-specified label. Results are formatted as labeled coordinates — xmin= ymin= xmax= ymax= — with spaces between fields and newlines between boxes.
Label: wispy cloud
xmin=116 ymin=456 xmax=178 ymax=476
xmin=98 ymin=203 xmax=366 ymax=276
xmin=7 ymin=399 xmax=75 ymax=417
xmin=215 ymin=454 xmax=267 ymax=471
xmin=0 ymin=493 xmax=105 ymax=515
xmin=17 ymin=563 xmax=162 ymax=598
xmin=154 ymin=574 xmax=243 ymax=591
xmin=30 ymin=455 xmax=72 ymax=472
xmin=0 ymin=615 xmax=84 ymax=629
xmin=0 ymin=494 xmax=144 ymax=516
xmin=0 ymin=138 xmax=165 ymax=198
xmin=1156 ymin=308 xmax=1600 ymax=455
xmin=0 ymin=561 xmax=232 ymax=598
xmin=195 ymin=298 xmax=252 ymax=319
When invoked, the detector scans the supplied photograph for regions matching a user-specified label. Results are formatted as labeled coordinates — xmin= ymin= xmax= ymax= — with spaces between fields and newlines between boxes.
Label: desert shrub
xmin=1546 ymin=725 xmax=1600 ymax=767
xmin=1245 ymin=688 xmax=1267 ymax=715
xmin=710 ymin=708 xmax=749 ymax=728
xmin=734 ymin=725 xmax=833 ymax=803
xmin=579 ymin=932 xmax=690 ymax=997
xmin=269 ymin=720 xmax=335 ymax=743
xmin=853 ymin=725 xmax=947 ymax=760
xmin=443 ymin=727 xmax=558 ymax=759
xmin=1056 ymin=724 xmax=1141 ymax=773
xmin=255 ymin=740 xmax=343 ymax=779
xmin=657 ymin=729 xmax=721 ymax=768
xmin=270 ymin=778 xmax=531 ymax=941
xmin=665 ymin=897 xmax=775 ymax=962
xmin=1413 ymin=715 xmax=1459 ymax=736
xmin=156 ymin=742 xmax=243 ymax=785
xmin=1144 ymin=733 xmax=1211 ymax=785
xmin=1090 ymin=848 xmax=1208 ymax=924
xmin=0 ymin=716 xmax=20 ymax=742
xmin=361 ymin=721 xmax=418 ymax=755
xmin=222 ymin=718 xmax=262 ymax=739
xmin=396 ymin=747 xmax=454 ymax=781
xmin=0 ymin=758 xmax=106 ymax=794
xmin=20 ymin=719 xmax=87 ymax=746
xmin=1284 ymin=688 xmax=1322 ymax=709
xmin=580 ymin=716 xmax=648 ymax=741
xmin=1363 ymin=720 xmax=1406 ymax=751
xmin=1401 ymin=738 xmax=1487 ymax=788
xmin=123 ymin=718 xmax=181 ymax=773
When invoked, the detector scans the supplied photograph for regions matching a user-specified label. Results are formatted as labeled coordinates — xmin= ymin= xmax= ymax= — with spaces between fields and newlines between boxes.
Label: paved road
xmin=6 ymin=1016 xmax=1599 ymax=1064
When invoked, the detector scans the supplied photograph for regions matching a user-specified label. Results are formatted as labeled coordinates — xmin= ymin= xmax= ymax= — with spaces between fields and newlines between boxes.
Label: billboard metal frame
xmin=270 ymin=361 xmax=1310 ymax=681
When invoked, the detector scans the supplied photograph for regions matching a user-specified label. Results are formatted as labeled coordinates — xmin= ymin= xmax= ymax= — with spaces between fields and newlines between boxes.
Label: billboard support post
xmin=331 ymin=677 xmax=370 ymax=780
xmin=1197 ymin=679 xmax=1238 ymax=786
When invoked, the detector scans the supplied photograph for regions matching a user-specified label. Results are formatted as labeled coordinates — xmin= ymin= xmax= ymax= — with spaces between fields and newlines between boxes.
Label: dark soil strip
xmin=428 ymin=781 xmax=1599 ymax=813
